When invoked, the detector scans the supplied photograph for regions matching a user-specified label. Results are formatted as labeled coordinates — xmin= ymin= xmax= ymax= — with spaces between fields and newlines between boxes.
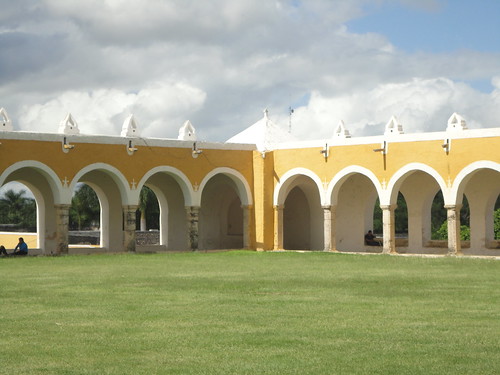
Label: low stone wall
xmin=69 ymin=230 xmax=160 ymax=246
xmin=135 ymin=231 xmax=160 ymax=246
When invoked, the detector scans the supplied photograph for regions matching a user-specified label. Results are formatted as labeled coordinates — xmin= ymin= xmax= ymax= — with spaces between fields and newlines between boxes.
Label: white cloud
xmin=283 ymin=77 xmax=500 ymax=139
xmin=19 ymin=82 xmax=206 ymax=137
xmin=1 ymin=0 xmax=499 ymax=143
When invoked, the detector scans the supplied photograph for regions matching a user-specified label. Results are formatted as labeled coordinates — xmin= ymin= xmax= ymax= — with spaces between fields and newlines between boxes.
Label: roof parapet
xmin=178 ymin=120 xmax=197 ymax=141
xmin=121 ymin=114 xmax=140 ymax=137
xmin=333 ymin=120 xmax=351 ymax=139
xmin=446 ymin=112 xmax=467 ymax=132
xmin=58 ymin=113 xmax=80 ymax=135
xmin=384 ymin=115 xmax=404 ymax=136
xmin=0 ymin=108 xmax=13 ymax=132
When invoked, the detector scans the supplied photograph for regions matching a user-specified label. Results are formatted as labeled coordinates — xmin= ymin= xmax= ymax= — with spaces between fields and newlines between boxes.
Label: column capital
xmin=54 ymin=203 xmax=71 ymax=209
xmin=444 ymin=204 xmax=462 ymax=210
xmin=123 ymin=204 xmax=139 ymax=211
xmin=380 ymin=204 xmax=397 ymax=211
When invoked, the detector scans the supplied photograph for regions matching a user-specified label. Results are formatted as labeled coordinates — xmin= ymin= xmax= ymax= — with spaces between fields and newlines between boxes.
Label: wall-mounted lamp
xmin=192 ymin=142 xmax=202 ymax=158
xmin=442 ymin=138 xmax=451 ymax=153
xmin=127 ymin=140 xmax=138 ymax=154
xmin=373 ymin=141 xmax=387 ymax=155
xmin=62 ymin=137 xmax=75 ymax=152
xmin=320 ymin=143 xmax=329 ymax=159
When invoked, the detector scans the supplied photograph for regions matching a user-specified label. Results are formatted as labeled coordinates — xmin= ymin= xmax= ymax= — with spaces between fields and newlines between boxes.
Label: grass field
xmin=1 ymin=251 xmax=499 ymax=374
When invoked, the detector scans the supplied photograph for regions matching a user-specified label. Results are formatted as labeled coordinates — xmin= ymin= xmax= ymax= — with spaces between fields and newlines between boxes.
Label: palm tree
xmin=69 ymin=184 xmax=100 ymax=230
xmin=0 ymin=189 xmax=36 ymax=229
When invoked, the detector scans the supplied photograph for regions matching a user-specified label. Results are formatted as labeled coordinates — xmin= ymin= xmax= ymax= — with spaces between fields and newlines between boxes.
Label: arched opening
xmin=135 ymin=186 xmax=160 ymax=247
xmin=284 ymin=186 xmax=311 ymax=250
xmin=69 ymin=183 xmax=100 ymax=247
xmin=140 ymin=172 xmax=188 ymax=251
xmin=73 ymin=169 xmax=124 ymax=252
xmin=0 ymin=166 xmax=59 ymax=254
xmin=0 ymin=182 xmax=37 ymax=251
xmin=199 ymin=174 xmax=244 ymax=250
xmin=391 ymin=170 xmax=442 ymax=254
xmin=458 ymin=167 xmax=500 ymax=253
xmin=335 ymin=173 xmax=378 ymax=253
xmin=281 ymin=175 xmax=322 ymax=251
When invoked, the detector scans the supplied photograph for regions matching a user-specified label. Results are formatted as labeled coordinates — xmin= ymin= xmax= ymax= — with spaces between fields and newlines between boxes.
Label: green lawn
xmin=1 ymin=251 xmax=499 ymax=374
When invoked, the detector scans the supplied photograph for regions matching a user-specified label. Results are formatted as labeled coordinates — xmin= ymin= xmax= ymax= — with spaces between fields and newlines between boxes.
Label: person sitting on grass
xmin=0 ymin=237 xmax=29 ymax=256
xmin=364 ymin=230 xmax=382 ymax=246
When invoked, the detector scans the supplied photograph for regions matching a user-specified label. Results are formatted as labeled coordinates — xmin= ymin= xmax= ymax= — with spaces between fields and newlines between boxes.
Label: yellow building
xmin=1 ymin=109 xmax=499 ymax=256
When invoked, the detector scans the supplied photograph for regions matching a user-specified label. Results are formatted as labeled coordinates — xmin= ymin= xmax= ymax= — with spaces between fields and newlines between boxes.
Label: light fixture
xmin=320 ymin=143 xmax=329 ymax=159
xmin=192 ymin=142 xmax=202 ymax=158
xmin=62 ymin=136 xmax=75 ymax=152
xmin=127 ymin=140 xmax=138 ymax=154
xmin=442 ymin=138 xmax=450 ymax=153
xmin=373 ymin=141 xmax=387 ymax=154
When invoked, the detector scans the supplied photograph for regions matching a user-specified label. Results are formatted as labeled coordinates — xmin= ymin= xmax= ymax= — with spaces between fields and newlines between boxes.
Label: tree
xmin=494 ymin=208 xmax=500 ymax=240
xmin=69 ymin=184 xmax=100 ymax=230
xmin=0 ymin=189 xmax=36 ymax=230
xmin=135 ymin=186 xmax=159 ymax=231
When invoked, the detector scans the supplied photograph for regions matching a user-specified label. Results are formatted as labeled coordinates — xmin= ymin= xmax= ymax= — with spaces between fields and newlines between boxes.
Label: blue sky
xmin=347 ymin=1 xmax=500 ymax=93
xmin=348 ymin=1 xmax=500 ymax=54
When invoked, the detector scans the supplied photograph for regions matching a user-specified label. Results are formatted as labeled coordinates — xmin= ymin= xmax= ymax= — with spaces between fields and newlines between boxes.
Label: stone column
xmin=445 ymin=204 xmax=462 ymax=256
xmin=242 ymin=205 xmax=252 ymax=249
xmin=54 ymin=204 xmax=70 ymax=255
xmin=381 ymin=204 xmax=397 ymax=254
xmin=322 ymin=205 xmax=336 ymax=252
xmin=123 ymin=205 xmax=138 ymax=252
xmin=273 ymin=205 xmax=284 ymax=250
xmin=186 ymin=206 xmax=200 ymax=251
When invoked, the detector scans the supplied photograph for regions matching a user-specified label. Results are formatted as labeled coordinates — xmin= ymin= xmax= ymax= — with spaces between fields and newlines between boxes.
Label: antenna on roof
xmin=288 ymin=106 xmax=294 ymax=133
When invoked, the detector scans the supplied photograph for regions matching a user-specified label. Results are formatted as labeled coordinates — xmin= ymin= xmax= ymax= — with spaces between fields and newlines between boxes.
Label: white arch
xmin=0 ymin=160 xmax=63 ymax=203
xmin=137 ymin=166 xmax=195 ymax=206
xmin=273 ymin=167 xmax=324 ymax=206
xmin=449 ymin=160 xmax=500 ymax=205
xmin=385 ymin=163 xmax=448 ymax=205
xmin=326 ymin=165 xmax=382 ymax=206
xmin=69 ymin=163 xmax=132 ymax=205
xmin=197 ymin=167 xmax=253 ymax=207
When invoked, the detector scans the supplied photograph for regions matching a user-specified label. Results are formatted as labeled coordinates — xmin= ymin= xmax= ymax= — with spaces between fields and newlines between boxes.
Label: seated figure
xmin=0 ymin=237 xmax=28 ymax=256
xmin=365 ymin=230 xmax=382 ymax=246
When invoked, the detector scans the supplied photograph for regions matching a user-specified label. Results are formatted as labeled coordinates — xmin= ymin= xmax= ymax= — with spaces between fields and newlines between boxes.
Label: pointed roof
xmin=332 ymin=120 xmax=351 ymax=139
xmin=226 ymin=109 xmax=296 ymax=151
xmin=178 ymin=120 xmax=197 ymax=141
xmin=121 ymin=114 xmax=140 ymax=137
xmin=384 ymin=115 xmax=404 ymax=136
xmin=0 ymin=107 xmax=13 ymax=131
xmin=447 ymin=112 xmax=467 ymax=132
xmin=58 ymin=113 xmax=80 ymax=135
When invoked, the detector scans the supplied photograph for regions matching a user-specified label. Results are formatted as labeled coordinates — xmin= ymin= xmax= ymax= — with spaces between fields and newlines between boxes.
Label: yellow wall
xmin=1 ymin=133 xmax=500 ymax=252
xmin=1 ymin=138 xmax=254 ymax=193
xmin=0 ymin=233 xmax=37 ymax=250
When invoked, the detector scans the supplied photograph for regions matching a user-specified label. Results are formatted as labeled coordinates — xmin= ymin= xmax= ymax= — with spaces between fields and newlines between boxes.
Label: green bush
xmin=434 ymin=221 xmax=470 ymax=241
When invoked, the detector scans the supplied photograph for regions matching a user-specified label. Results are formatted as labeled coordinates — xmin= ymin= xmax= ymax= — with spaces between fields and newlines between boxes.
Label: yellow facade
xmin=1 ymin=126 xmax=499 ymax=256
